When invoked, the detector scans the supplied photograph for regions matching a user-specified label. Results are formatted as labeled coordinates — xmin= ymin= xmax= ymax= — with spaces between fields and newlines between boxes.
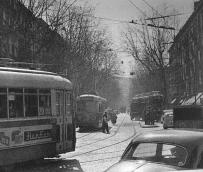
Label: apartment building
xmin=0 ymin=0 xmax=64 ymax=71
xmin=169 ymin=0 xmax=203 ymax=105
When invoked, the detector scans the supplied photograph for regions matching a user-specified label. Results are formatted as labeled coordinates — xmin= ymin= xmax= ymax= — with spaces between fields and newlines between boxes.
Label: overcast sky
xmin=78 ymin=0 xmax=195 ymax=75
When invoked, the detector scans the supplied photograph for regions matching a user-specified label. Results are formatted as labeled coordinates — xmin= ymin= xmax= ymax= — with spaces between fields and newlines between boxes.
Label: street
xmin=0 ymin=0 xmax=202 ymax=171
xmin=14 ymin=113 xmax=162 ymax=172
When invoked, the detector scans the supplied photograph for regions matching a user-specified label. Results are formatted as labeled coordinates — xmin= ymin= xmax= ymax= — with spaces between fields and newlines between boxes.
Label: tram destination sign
xmin=0 ymin=125 xmax=52 ymax=149
xmin=24 ymin=129 xmax=51 ymax=141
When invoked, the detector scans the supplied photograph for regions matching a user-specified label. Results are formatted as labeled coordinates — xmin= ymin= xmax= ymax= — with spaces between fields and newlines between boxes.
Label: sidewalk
xmin=138 ymin=121 xmax=162 ymax=128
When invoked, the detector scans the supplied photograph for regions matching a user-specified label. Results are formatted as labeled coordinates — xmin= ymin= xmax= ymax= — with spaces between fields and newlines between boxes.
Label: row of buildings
xmin=0 ymin=0 xmax=65 ymax=72
xmin=169 ymin=0 xmax=203 ymax=106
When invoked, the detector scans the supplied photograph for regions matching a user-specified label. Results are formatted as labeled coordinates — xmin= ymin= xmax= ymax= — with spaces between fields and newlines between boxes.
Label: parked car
xmin=162 ymin=109 xmax=173 ymax=129
xmin=104 ymin=129 xmax=203 ymax=172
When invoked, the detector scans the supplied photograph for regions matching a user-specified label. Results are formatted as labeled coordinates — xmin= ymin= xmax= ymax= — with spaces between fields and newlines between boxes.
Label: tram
xmin=0 ymin=67 xmax=76 ymax=168
xmin=76 ymin=94 xmax=107 ymax=129
xmin=130 ymin=91 xmax=164 ymax=124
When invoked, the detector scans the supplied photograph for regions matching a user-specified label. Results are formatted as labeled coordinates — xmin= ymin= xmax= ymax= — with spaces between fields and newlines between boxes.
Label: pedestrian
xmin=102 ymin=112 xmax=110 ymax=134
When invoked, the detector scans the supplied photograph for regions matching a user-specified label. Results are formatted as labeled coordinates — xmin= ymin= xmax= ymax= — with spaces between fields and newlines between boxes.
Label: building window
xmin=14 ymin=41 xmax=18 ymax=57
xmin=8 ymin=37 xmax=12 ymax=56
xmin=200 ymin=71 xmax=202 ymax=85
xmin=13 ymin=0 xmax=16 ymax=9
xmin=2 ymin=10 xmax=6 ymax=25
xmin=198 ymin=51 xmax=201 ymax=62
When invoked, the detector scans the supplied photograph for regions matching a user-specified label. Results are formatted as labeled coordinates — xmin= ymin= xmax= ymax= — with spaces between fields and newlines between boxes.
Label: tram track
xmin=66 ymin=116 xmax=137 ymax=159
xmin=76 ymin=113 xmax=127 ymax=148
xmin=79 ymin=121 xmax=163 ymax=165
xmin=77 ymin=130 xmax=98 ymax=140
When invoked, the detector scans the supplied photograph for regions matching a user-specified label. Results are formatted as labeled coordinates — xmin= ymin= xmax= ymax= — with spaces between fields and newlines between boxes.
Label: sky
xmin=78 ymin=0 xmax=195 ymax=75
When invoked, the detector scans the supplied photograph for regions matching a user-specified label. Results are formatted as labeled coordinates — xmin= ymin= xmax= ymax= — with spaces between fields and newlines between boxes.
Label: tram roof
xmin=0 ymin=67 xmax=72 ymax=90
xmin=77 ymin=94 xmax=107 ymax=102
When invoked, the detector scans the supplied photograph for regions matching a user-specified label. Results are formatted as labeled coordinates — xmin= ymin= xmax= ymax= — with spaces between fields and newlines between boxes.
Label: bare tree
xmin=123 ymin=5 xmax=180 ymax=104
xmin=0 ymin=0 xmax=117 ymax=98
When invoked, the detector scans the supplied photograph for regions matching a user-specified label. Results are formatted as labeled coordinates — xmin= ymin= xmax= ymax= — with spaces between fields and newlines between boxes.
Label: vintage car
xmin=163 ymin=110 xmax=174 ymax=129
xmin=104 ymin=129 xmax=203 ymax=172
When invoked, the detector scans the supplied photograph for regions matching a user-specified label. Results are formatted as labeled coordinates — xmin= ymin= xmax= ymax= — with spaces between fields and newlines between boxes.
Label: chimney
xmin=194 ymin=0 xmax=201 ymax=11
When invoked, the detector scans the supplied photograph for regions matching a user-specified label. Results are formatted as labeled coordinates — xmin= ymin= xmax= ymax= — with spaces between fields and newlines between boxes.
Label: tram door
xmin=55 ymin=90 xmax=75 ymax=154
xmin=63 ymin=91 xmax=75 ymax=152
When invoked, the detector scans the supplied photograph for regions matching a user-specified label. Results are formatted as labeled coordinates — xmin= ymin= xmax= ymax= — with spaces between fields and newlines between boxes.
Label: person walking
xmin=102 ymin=112 xmax=109 ymax=134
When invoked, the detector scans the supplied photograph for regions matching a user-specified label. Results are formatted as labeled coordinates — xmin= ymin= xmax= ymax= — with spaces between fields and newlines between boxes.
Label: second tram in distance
xmin=76 ymin=94 xmax=107 ymax=129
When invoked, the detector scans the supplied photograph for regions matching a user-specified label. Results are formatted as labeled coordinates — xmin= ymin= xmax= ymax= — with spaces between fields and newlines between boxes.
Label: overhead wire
xmin=140 ymin=0 xmax=162 ymax=17
xmin=127 ymin=0 xmax=146 ymax=16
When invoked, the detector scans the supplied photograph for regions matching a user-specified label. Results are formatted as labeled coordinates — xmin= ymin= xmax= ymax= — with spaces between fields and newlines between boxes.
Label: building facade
xmin=169 ymin=0 xmax=203 ymax=105
xmin=0 ymin=0 xmax=65 ymax=71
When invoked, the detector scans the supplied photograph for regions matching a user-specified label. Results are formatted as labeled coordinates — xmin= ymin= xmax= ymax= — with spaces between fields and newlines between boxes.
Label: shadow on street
xmin=15 ymin=158 xmax=84 ymax=172
xmin=77 ymin=126 xmax=112 ymax=133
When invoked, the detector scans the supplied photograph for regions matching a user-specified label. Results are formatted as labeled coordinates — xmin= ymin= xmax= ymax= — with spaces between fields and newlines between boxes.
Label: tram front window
xmin=25 ymin=95 xmax=38 ymax=117
xmin=25 ymin=89 xmax=38 ymax=117
xmin=39 ymin=88 xmax=51 ymax=116
xmin=0 ymin=94 xmax=7 ymax=118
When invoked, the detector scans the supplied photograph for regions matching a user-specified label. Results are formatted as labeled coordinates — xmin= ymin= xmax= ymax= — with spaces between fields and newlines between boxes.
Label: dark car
xmin=105 ymin=129 xmax=203 ymax=172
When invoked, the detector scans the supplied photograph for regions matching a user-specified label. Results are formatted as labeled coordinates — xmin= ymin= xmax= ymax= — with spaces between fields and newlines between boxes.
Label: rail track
xmin=66 ymin=116 xmax=137 ymax=160
xmin=76 ymin=114 xmax=127 ymax=148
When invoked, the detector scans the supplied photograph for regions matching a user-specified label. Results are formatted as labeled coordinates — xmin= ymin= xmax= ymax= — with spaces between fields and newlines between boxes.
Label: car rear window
xmin=123 ymin=142 xmax=188 ymax=167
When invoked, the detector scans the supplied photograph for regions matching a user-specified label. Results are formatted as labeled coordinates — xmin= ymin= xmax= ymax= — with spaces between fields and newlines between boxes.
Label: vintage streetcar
xmin=76 ymin=94 xmax=107 ymax=129
xmin=0 ymin=67 xmax=76 ymax=170
xmin=130 ymin=91 xmax=163 ymax=124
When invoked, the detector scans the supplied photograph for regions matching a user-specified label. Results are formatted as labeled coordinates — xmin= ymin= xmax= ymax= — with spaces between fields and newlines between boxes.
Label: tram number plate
xmin=24 ymin=129 xmax=51 ymax=141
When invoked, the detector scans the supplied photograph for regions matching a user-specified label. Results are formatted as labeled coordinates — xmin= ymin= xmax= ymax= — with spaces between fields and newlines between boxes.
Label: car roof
xmin=132 ymin=129 xmax=203 ymax=149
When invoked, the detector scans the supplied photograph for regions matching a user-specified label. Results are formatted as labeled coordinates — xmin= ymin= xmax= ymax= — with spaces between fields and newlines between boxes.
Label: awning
xmin=181 ymin=92 xmax=203 ymax=105
xmin=196 ymin=93 xmax=203 ymax=105
xmin=170 ymin=98 xmax=176 ymax=104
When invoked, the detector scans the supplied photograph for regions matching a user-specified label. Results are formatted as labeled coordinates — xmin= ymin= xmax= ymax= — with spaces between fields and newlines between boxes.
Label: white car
xmin=162 ymin=109 xmax=173 ymax=129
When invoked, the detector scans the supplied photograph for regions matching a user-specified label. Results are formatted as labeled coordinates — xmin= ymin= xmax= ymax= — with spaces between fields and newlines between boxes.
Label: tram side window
xmin=99 ymin=103 xmax=102 ymax=112
xmin=39 ymin=89 xmax=51 ymax=116
xmin=25 ymin=89 xmax=38 ymax=117
xmin=0 ymin=88 xmax=7 ymax=118
xmin=77 ymin=101 xmax=85 ymax=112
xmin=8 ymin=88 xmax=23 ymax=118
xmin=56 ymin=92 xmax=63 ymax=116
